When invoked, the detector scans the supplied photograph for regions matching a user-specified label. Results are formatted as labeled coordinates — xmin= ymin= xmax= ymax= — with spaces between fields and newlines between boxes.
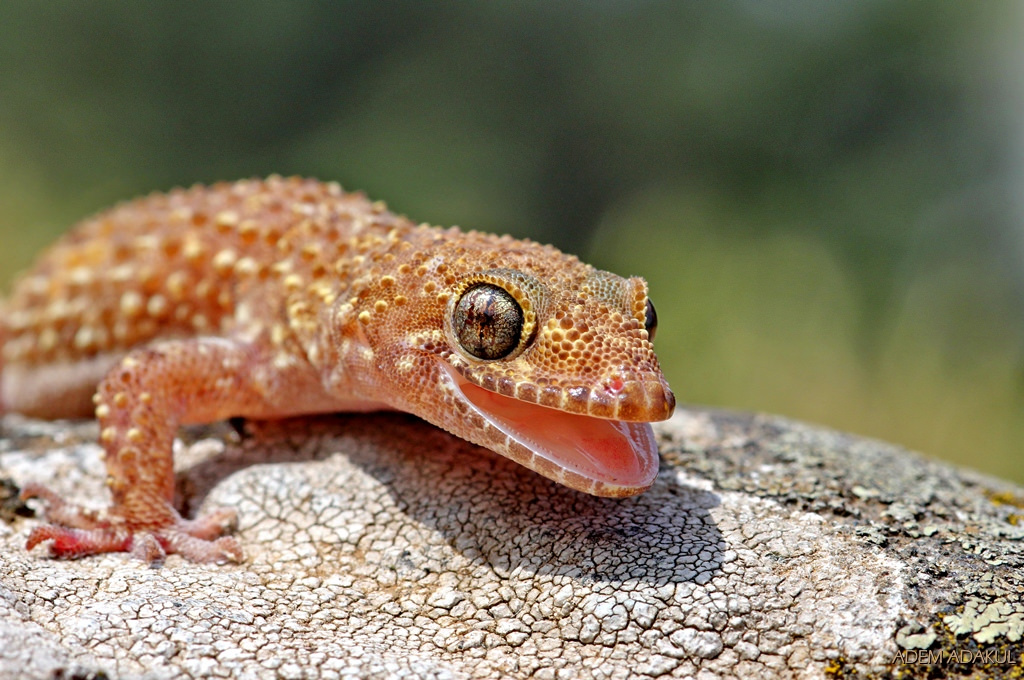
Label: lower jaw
xmin=442 ymin=365 xmax=660 ymax=496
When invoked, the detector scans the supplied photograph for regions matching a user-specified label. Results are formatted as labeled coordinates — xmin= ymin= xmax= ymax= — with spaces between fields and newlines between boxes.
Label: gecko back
xmin=0 ymin=178 xmax=392 ymax=418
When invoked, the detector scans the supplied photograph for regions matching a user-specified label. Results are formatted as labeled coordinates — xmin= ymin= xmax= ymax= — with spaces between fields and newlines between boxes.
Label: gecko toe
xmin=177 ymin=506 xmax=238 ymax=540
xmin=131 ymin=532 xmax=168 ymax=565
xmin=160 ymin=529 xmax=243 ymax=564
xmin=26 ymin=525 xmax=132 ymax=559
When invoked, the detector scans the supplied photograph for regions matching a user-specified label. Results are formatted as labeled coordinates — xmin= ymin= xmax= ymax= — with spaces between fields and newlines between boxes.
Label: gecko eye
xmin=454 ymin=283 xmax=524 ymax=360
xmin=644 ymin=299 xmax=658 ymax=342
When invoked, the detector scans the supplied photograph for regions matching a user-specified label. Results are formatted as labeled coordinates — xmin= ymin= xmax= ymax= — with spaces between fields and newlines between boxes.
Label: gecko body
xmin=0 ymin=177 xmax=674 ymax=563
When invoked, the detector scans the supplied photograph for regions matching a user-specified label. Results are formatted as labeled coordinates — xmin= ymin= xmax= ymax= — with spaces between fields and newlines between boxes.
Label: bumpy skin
xmin=0 ymin=177 xmax=674 ymax=563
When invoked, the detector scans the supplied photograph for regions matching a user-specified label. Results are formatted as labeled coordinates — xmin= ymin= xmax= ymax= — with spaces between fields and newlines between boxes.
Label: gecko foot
xmin=21 ymin=484 xmax=243 ymax=564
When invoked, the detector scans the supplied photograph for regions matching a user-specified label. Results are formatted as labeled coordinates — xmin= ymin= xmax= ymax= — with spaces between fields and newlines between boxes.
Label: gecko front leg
xmin=22 ymin=336 xmax=323 ymax=564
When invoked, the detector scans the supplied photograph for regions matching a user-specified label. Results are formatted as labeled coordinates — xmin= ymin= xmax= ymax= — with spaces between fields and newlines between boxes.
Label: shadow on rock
xmin=181 ymin=412 xmax=724 ymax=587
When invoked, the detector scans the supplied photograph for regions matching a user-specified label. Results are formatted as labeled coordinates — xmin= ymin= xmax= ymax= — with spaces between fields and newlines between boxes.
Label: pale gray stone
xmin=2 ymin=408 xmax=1023 ymax=679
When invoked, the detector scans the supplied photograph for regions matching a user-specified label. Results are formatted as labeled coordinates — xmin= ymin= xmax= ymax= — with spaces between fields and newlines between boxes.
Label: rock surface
xmin=1 ymin=408 xmax=1022 ymax=679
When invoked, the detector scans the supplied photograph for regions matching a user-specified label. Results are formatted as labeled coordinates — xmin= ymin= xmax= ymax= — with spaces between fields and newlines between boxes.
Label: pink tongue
xmin=458 ymin=378 xmax=659 ymax=490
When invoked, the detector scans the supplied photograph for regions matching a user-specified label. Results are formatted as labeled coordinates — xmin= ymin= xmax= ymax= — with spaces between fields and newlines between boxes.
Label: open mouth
xmin=441 ymin=364 xmax=660 ymax=496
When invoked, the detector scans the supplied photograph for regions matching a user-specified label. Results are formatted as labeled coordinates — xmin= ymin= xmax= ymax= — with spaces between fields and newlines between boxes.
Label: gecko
xmin=0 ymin=176 xmax=675 ymax=564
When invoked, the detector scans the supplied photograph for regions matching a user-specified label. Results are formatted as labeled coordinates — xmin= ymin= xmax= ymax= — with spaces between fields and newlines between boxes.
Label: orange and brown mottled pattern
xmin=1 ymin=176 xmax=674 ymax=564
xmin=1 ymin=179 xmax=396 ymax=414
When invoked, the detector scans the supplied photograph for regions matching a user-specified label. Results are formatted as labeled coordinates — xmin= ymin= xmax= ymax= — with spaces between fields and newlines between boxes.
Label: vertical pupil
xmin=644 ymin=299 xmax=657 ymax=341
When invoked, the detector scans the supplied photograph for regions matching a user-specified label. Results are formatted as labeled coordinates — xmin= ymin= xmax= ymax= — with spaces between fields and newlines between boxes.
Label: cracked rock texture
xmin=1 ymin=409 xmax=1022 ymax=679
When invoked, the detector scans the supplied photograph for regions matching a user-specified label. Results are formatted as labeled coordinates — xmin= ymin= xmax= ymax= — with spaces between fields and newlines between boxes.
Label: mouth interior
xmin=443 ymin=365 xmax=659 ymax=493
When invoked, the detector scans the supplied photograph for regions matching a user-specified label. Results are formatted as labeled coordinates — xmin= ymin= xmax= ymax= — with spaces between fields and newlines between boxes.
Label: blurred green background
xmin=1 ymin=1 xmax=1021 ymax=482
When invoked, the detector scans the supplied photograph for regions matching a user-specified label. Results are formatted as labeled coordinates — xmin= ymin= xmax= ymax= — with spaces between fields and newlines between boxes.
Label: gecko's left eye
xmin=454 ymin=283 xmax=524 ymax=360
xmin=644 ymin=299 xmax=658 ymax=342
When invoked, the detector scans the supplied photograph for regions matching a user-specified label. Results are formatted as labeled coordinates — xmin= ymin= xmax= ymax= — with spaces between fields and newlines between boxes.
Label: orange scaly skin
xmin=0 ymin=177 xmax=674 ymax=564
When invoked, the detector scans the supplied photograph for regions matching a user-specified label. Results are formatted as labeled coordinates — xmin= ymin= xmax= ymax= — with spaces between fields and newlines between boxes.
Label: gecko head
xmin=363 ymin=232 xmax=674 ymax=498
xmin=443 ymin=267 xmax=674 ymax=421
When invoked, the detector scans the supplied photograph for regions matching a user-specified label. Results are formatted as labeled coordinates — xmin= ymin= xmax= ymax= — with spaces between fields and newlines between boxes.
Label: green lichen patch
xmin=986 ymin=490 xmax=1024 ymax=509
xmin=827 ymin=613 xmax=1024 ymax=680
xmin=987 ymin=490 xmax=1024 ymax=528
xmin=884 ymin=606 xmax=1024 ymax=679
xmin=944 ymin=598 xmax=1024 ymax=645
